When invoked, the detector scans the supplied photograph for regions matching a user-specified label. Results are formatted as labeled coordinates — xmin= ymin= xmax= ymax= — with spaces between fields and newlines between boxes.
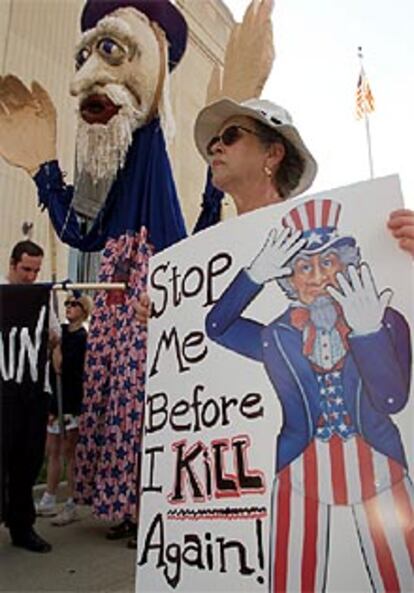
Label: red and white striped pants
xmin=270 ymin=437 xmax=414 ymax=592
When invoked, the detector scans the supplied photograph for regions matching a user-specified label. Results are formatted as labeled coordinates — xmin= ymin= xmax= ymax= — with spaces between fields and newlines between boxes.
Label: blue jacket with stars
xmin=205 ymin=269 xmax=411 ymax=473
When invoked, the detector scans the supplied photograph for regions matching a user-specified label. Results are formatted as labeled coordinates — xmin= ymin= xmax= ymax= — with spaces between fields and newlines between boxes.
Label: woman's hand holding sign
xmin=387 ymin=209 xmax=414 ymax=257
xmin=132 ymin=292 xmax=151 ymax=325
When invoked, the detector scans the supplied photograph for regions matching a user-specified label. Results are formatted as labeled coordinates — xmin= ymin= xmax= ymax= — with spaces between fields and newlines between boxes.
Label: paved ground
xmin=0 ymin=487 xmax=137 ymax=593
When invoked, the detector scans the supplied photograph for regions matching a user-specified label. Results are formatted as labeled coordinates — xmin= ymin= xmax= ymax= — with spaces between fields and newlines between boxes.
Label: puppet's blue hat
xmin=80 ymin=0 xmax=188 ymax=70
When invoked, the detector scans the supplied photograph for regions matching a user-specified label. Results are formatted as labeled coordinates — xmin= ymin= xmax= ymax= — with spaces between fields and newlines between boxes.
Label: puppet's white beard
xmin=75 ymin=84 xmax=145 ymax=185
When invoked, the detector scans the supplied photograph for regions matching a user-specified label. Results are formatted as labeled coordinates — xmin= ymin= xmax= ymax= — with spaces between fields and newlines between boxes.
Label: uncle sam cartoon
xmin=206 ymin=199 xmax=413 ymax=593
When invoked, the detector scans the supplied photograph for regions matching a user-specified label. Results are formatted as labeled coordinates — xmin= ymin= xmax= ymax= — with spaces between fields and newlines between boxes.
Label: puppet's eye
xmin=97 ymin=37 xmax=126 ymax=63
xmin=75 ymin=47 xmax=91 ymax=70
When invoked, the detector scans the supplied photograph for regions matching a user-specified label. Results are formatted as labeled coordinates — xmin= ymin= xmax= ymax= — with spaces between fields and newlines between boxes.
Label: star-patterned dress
xmin=75 ymin=228 xmax=151 ymax=520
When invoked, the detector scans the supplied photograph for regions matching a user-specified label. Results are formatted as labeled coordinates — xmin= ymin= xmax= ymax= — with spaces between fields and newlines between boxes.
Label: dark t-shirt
xmin=50 ymin=324 xmax=87 ymax=416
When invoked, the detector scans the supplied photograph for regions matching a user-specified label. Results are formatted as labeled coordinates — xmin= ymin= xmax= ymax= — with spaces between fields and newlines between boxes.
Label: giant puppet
xmin=0 ymin=0 xmax=188 ymax=531
xmin=0 ymin=0 xmax=275 ymax=531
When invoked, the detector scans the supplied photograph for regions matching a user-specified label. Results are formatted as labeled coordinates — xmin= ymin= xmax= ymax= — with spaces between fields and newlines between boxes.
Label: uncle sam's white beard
xmin=309 ymin=295 xmax=339 ymax=332
xmin=75 ymin=83 xmax=146 ymax=185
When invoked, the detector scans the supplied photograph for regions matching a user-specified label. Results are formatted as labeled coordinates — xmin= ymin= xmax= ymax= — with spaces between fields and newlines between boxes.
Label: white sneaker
xmin=51 ymin=503 xmax=78 ymax=526
xmin=35 ymin=492 xmax=57 ymax=516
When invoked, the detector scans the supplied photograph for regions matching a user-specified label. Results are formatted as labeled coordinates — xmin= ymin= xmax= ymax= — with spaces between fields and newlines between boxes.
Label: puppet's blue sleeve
xmin=205 ymin=269 xmax=265 ymax=362
xmin=34 ymin=161 xmax=84 ymax=248
xmin=192 ymin=168 xmax=224 ymax=234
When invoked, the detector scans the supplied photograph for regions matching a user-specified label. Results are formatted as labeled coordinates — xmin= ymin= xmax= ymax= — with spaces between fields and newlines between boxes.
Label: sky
xmin=224 ymin=0 xmax=414 ymax=209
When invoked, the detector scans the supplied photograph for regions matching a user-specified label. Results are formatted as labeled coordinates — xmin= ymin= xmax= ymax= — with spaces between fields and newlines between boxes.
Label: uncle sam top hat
xmin=80 ymin=0 xmax=188 ymax=70
xmin=282 ymin=199 xmax=355 ymax=254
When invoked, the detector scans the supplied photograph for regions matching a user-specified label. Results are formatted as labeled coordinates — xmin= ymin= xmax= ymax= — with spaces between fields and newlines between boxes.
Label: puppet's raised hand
xmin=247 ymin=227 xmax=306 ymax=284
xmin=327 ymin=263 xmax=393 ymax=335
xmin=0 ymin=75 xmax=57 ymax=176
xmin=206 ymin=0 xmax=274 ymax=104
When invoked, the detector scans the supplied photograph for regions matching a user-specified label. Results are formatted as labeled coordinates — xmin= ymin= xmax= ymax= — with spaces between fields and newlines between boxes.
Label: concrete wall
xmin=0 ymin=0 xmax=83 ymax=281
xmin=0 ymin=0 xmax=234 ymax=281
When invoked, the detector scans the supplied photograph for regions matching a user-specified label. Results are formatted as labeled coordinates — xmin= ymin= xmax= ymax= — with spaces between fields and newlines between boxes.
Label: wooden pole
xmin=47 ymin=221 xmax=66 ymax=437
xmin=52 ymin=282 xmax=128 ymax=291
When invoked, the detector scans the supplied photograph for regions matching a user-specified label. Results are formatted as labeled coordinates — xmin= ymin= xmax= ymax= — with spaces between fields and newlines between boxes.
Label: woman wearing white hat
xmin=198 ymin=98 xmax=414 ymax=592
xmin=194 ymin=97 xmax=317 ymax=214
xmin=134 ymin=97 xmax=310 ymax=322
xmin=194 ymin=96 xmax=414 ymax=257
xmin=134 ymin=97 xmax=414 ymax=326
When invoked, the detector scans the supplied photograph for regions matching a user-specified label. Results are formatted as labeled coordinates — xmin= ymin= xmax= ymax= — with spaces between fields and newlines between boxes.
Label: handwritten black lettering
xmin=146 ymin=385 xmax=264 ymax=435
xmin=150 ymin=253 xmax=233 ymax=320
xmin=149 ymin=328 xmax=207 ymax=377
xmin=0 ymin=306 xmax=46 ymax=383
xmin=169 ymin=436 xmax=264 ymax=503
xmin=138 ymin=514 xmax=265 ymax=589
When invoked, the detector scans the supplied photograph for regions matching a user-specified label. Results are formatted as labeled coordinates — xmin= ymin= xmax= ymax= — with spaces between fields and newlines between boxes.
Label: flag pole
xmin=358 ymin=46 xmax=374 ymax=179
xmin=365 ymin=113 xmax=374 ymax=179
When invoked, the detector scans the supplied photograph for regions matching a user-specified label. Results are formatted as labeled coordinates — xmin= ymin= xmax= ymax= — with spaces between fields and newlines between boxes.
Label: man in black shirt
xmin=1 ymin=240 xmax=59 ymax=553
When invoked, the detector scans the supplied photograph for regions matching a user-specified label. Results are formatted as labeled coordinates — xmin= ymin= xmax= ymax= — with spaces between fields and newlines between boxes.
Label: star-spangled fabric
xmin=74 ymin=228 xmax=151 ymax=520
xmin=315 ymin=371 xmax=357 ymax=441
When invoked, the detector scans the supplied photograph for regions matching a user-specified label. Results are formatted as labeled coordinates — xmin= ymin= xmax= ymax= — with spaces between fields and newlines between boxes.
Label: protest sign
xmin=0 ymin=284 xmax=50 ymax=393
xmin=0 ymin=283 xmax=51 ymax=522
xmin=137 ymin=175 xmax=413 ymax=593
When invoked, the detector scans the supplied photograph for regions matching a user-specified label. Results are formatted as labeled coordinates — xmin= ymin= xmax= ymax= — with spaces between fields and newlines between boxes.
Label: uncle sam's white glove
xmin=247 ymin=227 xmax=306 ymax=285
xmin=326 ymin=263 xmax=393 ymax=335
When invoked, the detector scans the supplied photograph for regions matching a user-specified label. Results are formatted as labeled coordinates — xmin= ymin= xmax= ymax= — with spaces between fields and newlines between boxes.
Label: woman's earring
xmin=264 ymin=166 xmax=272 ymax=177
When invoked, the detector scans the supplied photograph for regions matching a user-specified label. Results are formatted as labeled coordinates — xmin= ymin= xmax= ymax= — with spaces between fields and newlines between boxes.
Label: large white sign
xmin=136 ymin=175 xmax=413 ymax=593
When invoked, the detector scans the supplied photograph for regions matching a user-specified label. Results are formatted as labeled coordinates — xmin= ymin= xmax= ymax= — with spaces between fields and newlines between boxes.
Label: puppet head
xmin=70 ymin=0 xmax=187 ymax=185
xmin=80 ymin=0 xmax=187 ymax=69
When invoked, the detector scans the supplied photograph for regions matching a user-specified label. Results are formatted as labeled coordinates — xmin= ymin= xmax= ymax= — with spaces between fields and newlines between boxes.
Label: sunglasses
xmin=206 ymin=125 xmax=258 ymax=156
xmin=64 ymin=300 xmax=84 ymax=311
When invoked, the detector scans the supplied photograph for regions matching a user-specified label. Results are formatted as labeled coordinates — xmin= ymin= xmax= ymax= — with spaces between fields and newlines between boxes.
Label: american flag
xmin=356 ymin=67 xmax=375 ymax=119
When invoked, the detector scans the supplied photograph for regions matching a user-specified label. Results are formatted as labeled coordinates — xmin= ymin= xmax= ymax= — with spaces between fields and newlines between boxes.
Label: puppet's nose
xmin=70 ymin=53 xmax=117 ymax=96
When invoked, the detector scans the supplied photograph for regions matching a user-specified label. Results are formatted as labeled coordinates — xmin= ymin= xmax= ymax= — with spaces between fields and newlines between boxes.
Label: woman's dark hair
xmin=10 ymin=240 xmax=44 ymax=264
xmin=253 ymin=119 xmax=305 ymax=199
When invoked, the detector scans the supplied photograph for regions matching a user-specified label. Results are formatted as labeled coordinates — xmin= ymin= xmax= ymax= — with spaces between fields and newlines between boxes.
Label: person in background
xmin=1 ymin=240 xmax=60 ymax=553
xmin=36 ymin=292 xmax=92 ymax=526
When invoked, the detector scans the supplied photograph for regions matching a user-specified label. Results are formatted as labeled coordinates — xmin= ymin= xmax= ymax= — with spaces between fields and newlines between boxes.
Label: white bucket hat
xmin=194 ymin=97 xmax=318 ymax=197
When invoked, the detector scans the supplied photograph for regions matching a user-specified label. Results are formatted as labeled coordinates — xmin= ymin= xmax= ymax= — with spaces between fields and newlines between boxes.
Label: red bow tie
xmin=290 ymin=306 xmax=350 ymax=356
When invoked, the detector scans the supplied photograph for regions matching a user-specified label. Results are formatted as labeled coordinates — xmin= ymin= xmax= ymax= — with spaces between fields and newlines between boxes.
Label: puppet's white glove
xmin=247 ymin=227 xmax=306 ymax=284
xmin=326 ymin=263 xmax=393 ymax=335
xmin=0 ymin=75 xmax=57 ymax=176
